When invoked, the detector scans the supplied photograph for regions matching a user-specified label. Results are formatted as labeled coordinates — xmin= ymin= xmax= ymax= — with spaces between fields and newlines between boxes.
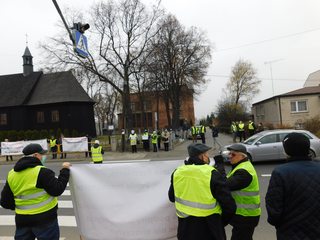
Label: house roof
xmin=253 ymin=86 xmax=320 ymax=106
xmin=0 ymin=72 xmax=42 ymax=107
xmin=304 ymin=70 xmax=320 ymax=87
xmin=27 ymin=71 xmax=94 ymax=105
xmin=0 ymin=71 xmax=94 ymax=108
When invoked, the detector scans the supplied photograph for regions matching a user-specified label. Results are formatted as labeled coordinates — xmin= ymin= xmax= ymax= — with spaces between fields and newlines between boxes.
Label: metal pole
xmin=51 ymin=0 xmax=75 ymax=45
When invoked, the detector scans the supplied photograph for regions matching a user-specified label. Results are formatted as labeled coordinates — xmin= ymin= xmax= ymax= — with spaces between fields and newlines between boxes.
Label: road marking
xmin=1 ymin=180 xmax=70 ymax=187
xmin=0 ymin=215 xmax=76 ymax=227
xmin=0 ymin=237 xmax=65 ymax=240
xmin=1 ymin=200 xmax=73 ymax=209
xmin=63 ymin=190 xmax=70 ymax=196
xmin=261 ymin=174 xmax=271 ymax=177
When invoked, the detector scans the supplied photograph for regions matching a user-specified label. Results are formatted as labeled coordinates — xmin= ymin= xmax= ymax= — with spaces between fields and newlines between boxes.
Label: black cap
xmin=22 ymin=143 xmax=47 ymax=155
xmin=188 ymin=143 xmax=211 ymax=157
xmin=227 ymin=143 xmax=247 ymax=154
xmin=283 ymin=132 xmax=310 ymax=157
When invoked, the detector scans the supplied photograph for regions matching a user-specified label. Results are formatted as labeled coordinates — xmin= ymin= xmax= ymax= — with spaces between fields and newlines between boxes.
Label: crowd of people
xmin=230 ymin=120 xmax=264 ymax=143
xmin=169 ymin=132 xmax=320 ymax=240
xmin=1 ymin=128 xmax=320 ymax=239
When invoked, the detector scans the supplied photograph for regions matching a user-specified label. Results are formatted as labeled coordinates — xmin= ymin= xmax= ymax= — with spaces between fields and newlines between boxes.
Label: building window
xmin=51 ymin=110 xmax=59 ymax=122
xmin=130 ymin=102 xmax=136 ymax=112
xmin=37 ymin=111 xmax=45 ymax=123
xmin=143 ymin=101 xmax=151 ymax=111
xmin=0 ymin=113 xmax=7 ymax=125
xmin=291 ymin=100 xmax=307 ymax=113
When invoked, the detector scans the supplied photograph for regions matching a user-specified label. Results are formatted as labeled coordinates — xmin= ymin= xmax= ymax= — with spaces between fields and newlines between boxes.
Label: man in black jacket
xmin=214 ymin=144 xmax=260 ymax=240
xmin=265 ymin=132 xmax=320 ymax=240
xmin=168 ymin=143 xmax=236 ymax=240
xmin=0 ymin=143 xmax=70 ymax=240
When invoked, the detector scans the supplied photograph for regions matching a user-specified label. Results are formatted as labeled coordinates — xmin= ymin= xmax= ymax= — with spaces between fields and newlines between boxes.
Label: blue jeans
xmin=15 ymin=218 xmax=60 ymax=240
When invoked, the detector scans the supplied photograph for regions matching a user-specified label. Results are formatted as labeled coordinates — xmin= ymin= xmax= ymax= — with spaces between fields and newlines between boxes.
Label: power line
xmin=215 ymin=27 xmax=320 ymax=52
xmin=206 ymin=74 xmax=305 ymax=82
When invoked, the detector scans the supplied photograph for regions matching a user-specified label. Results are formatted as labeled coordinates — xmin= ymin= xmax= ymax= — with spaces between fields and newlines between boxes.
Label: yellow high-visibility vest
xmin=8 ymin=166 xmax=58 ymax=215
xmin=173 ymin=165 xmax=222 ymax=218
xmin=91 ymin=146 xmax=103 ymax=162
xmin=227 ymin=161 xmax=261 ymax=217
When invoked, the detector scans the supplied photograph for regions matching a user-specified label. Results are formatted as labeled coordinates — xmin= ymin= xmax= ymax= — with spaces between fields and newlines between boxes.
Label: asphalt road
xmin=0 ymin=131 xmax=282 ymax=239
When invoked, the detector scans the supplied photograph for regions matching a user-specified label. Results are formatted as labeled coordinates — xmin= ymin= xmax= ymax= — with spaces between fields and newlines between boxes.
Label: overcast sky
xmin=1 ymin=0 xmax=320 ymax=120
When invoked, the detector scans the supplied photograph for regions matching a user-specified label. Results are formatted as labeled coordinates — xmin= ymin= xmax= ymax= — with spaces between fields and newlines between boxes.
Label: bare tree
xmin=40 ymin=0 xmax=163 ymax=130
xmin=147 ymin=14 xmax=211 ymax=129
xmin=226 ymin=59 xmax=261 ymax=105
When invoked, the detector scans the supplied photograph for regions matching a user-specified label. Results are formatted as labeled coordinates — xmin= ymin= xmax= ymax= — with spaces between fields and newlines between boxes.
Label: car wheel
xmin=308 ymin=149 xmax=316 ymax=159
xmin=247 ymin=153 xmax=253 ymax=162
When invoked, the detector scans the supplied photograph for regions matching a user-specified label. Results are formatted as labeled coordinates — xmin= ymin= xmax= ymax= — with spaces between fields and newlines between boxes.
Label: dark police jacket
xmin=265 ymin=157 xmax=320 ymax=240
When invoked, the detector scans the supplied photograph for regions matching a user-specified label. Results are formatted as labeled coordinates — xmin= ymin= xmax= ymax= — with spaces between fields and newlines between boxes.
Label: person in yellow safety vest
xmin=0 ymin=143 xmax=71 ymax=240
xmin=48 ymin=136 xmax=58 ymax=159
xmin=214 ymin=144 xmax=261 ymax=240
xmin=91 ymin=140 xmax=104 ymax=164
xmin=199 ymin=124 xmax=206 ymax=144
xmin=247 ymin=120 xmax=256 ymax=137
xmin=151 ymin=130 xmax=158 ymax=152
xmin=191 ymin=125 xmax=198 ymax=143
xmin=128 ymin=130 xmax=138 ymax=153
xmin=168 ymin=143 xmax=236 ymax=240
xmin=237 ymin=121 xmax=245 ymax=142
xmin=230 ymin=122 xmax=238 ymax=143
xmin=142 ymin=129 xmax=150 ymax=152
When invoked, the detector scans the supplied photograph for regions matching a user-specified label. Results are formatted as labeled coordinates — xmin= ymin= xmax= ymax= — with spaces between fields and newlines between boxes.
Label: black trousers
xmin=231 ymin=225 xmax=255 ymax=240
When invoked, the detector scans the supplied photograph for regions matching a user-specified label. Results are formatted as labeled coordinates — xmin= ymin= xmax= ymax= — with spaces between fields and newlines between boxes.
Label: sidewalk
xmin=0 ymin=132 xmax=234 ymax=165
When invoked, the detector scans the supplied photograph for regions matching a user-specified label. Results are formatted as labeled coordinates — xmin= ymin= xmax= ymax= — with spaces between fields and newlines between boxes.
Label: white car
xmin=223 ymin=129 xmax=320 ymax=162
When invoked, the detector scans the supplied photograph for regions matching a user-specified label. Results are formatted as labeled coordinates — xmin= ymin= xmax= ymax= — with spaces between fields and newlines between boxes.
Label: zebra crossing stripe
xmin=0 ymin=180 xmax=70 ymax=187
xmin=0 ymin=237 xmax=66 ymax=240
xmin=0 ymin=215 xmax=76 ymax=227
xmin=261 ymin=174 xmax=271 ymax=177
xmin=0 ymin=200 xmax=73 ymax=209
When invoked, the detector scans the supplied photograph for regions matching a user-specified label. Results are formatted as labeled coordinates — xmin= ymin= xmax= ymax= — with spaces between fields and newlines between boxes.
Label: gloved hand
xmin=214 ymin=154 xmax=224 ymax=164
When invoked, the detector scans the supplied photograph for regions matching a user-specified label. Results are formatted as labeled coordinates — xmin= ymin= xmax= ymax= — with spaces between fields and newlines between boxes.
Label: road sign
xmin=74 ymin=30 xmax=89 ymax=58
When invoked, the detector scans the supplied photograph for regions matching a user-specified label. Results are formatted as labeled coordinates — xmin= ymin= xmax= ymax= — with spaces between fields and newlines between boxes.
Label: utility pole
xmin=264 ymin=58 xmax=284 ymax=96
xmin=51 ymin=0 xmax=75 ymax=45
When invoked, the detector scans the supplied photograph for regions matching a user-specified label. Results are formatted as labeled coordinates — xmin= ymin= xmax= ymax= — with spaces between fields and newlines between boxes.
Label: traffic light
xmin=73 ymin=22 xmax=90 ymax=34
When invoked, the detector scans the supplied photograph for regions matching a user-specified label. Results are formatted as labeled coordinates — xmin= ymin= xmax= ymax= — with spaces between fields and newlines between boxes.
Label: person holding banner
xmin=168 ymin=143 xmax=236 ymax=240
xmin=91 ymin=140 xmax=104 ymax=164
xmin=4 ymin=139 xmax=13 ymax=161
xmin=0 ymin=143 xmax=71 ymax=240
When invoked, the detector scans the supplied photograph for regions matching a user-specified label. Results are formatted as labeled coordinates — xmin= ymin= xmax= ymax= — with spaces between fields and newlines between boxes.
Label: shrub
xmin=303 ymin=115 xmax=320 ymax=137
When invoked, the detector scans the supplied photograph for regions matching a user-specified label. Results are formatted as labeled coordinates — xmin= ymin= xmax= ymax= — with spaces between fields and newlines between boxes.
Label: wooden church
xmin=0 ymin=47 xmax=96 ymax=137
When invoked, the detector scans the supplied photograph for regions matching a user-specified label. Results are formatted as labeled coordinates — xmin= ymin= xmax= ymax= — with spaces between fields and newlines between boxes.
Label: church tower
xmin=22 ymin=46 xmax=33 ymax=76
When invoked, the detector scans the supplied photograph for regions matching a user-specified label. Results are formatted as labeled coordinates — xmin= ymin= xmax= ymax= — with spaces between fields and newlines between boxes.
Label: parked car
xmin=222 ymin=129 xmax=320 ymax=162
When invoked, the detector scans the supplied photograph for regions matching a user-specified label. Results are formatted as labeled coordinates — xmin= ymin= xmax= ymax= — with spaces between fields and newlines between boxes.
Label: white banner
xmin=62 ymin=137 xmax=88 ymax=152
xmin=69 ymin=160 xmax=182 ymax=240
xmin=1 ymin=139 xmax=48 ymax=156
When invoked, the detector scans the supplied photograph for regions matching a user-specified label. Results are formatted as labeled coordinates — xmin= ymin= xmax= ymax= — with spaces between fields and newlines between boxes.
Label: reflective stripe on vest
xmin=227 ymin=161 xmax=261 ymax=217
xmin=173 ymin=164 xmax=222 ymax=218
xmin=7 ymin=165 xmax=58 ymax=215
xmin=91 ymin=146 xmax=103 ymax=162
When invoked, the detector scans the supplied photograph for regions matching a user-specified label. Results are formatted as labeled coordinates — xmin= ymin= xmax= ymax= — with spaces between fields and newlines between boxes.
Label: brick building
xmin=118 ymin=87 xmax=195 ymax=130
